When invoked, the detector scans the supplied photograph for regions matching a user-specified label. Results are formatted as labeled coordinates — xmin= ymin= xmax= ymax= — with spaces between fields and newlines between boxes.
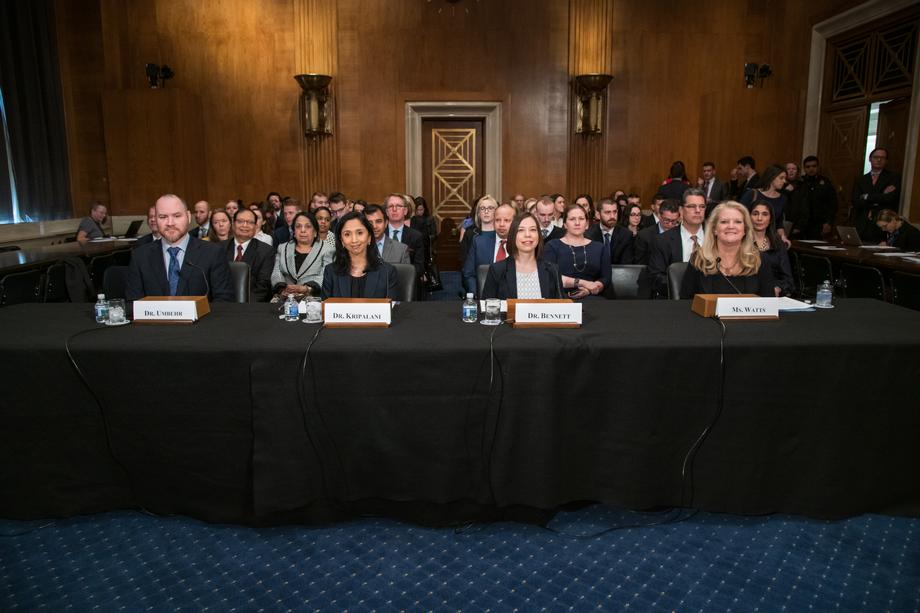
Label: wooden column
xmin=295 ymin=0 xmax=340 ymax=197
xmin=567 ymin=0 xmax=615 ymax=201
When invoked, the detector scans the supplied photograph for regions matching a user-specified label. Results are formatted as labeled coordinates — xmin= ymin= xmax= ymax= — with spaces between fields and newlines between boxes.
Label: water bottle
xmin=94 ymin=294 xmax=109 ymax=323
xmin=284 ymin=294 xmax=300 ymax=321
xmin=462 ymin=293 xmax=478 ymax=323
xmin=816 ymin=280 xmax=833 ymax=308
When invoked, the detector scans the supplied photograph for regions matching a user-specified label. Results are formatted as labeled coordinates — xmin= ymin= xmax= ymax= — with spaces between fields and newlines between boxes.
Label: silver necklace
xmin=568 ymin=243 xmax=587 ymax=273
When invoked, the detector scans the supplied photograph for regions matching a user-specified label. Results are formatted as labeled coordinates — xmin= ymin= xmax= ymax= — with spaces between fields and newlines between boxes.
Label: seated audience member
xmin=76 ymin=201 xmax=108 ymax=243
xmin=321 ymin=212 xmax=398 ymax=300
xmin=658 ymin=161 xmax=691 ymax=201
xmin=308 ymin=191 xmax=328 ymax=213
xmin=680 ymin=201 xmax=777 ymax=298
xmin=482 ymin=213 xmax=564 ymax=299
xmin=252 ymin=206 xmax=273 ymax=246
xmin=365 ymin=204 xmax=410 ymax=265
xmin=511 ymin=193 xmax=526 ymax=211
xmin=877 ymin=209 xmax=920 ymax=252
xmin=550 ymin=194 xmax=567 ymax=227
xmin=622 ymin=203 xmax=643 ymax=237
xmin=639 ymin=192 xmax=665 ymax=230
xmin=352 ymin=200 xmax=367 ymax=214
xmin=750 ymin=202 xmax=794 ymax=296
xmin=740 ymin=164 xmax=791 ymax=247
xmin=272 ymin=211 xmax=333 ymax=298
xmin=573 ymin=194 xmax=594 ymax=216
xmin=533 ymin=196 xmax=564 ymax=241
xmin=125 ymin=194 xmax=233 ymax=301
xmin=634 ymin=199 xmax=681 ymax=265
xmin=135 ymin=205 xmax=160 ymax=247
xmin=190 ymin=201 xmax=211 ymax=238
xmin=314 ymin=206 xmax=336 ymax=250
xmin=544 ymin=204 xmax=610 ymax=299
xmin=384 ymin=193 xmax=426 ymax=282
xmin=410 ymin=196 xmax=438 ymax=261
xmin=206 ymin=209 xmax=232 ymax=242
xmin=272 ymin=200 xmax=302 ymax=245
xmin=225 ymin=208 xmax=274 ymax=302
xmin=224 ymin=199 xmax=240 ymax=219
xmin=649 ymin=189 xmax=706 ymax=298
xmin=459 ymin=194 xmax=498 ymax=269
xmin=523 ymin=197 xmax=538 ymax=213
xmin=462 ymin=202 xmax=514 ymax=296
xmin=327 ymin=192 xmax=349 ymax=233
xmin=586 ymin=197 xmax=634 ymax=265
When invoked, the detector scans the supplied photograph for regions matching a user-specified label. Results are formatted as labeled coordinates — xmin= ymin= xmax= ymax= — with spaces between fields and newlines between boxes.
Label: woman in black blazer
xmin=321 ymin=212 xmax=399 ymax=300
xmin=877 ymin=209 xmax=920 ymax=252
xmin=482 ymin=213 xmax=564 ymax=300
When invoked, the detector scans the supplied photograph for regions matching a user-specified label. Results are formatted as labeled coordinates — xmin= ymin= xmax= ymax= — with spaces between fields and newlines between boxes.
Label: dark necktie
xmin=542 ymin=229 xmax=549 ymax=239
xmin=690 ymin=235 xmax=699 ymax=255
xmin=603 ymin=233 xmax=611 ymax=247
xmin=392 ymin=229 xmax=399 ymax=241
xmin=167 ymin=246 xmax=181 ymax=296
xmin=235 ymin=244 xmax=244 ymax=262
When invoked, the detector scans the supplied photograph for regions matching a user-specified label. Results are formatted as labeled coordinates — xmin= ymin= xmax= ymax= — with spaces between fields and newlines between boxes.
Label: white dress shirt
xmin=680 ymin=225 xmax=704 ymax=262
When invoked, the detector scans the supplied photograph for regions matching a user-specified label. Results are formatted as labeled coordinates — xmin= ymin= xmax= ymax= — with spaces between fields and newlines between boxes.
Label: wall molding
xmin=803 ymin=0 xmax=920 ymax=218
xmin=405 ymin=102 xmax=502 ymax=201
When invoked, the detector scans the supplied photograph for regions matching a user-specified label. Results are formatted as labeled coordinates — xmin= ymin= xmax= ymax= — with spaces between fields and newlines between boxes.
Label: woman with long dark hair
xmin=321 ymin=212 xmax=398 ymax=299
xmin=740 ymin=164 xmax=791 ymax=247
xmin=482 ymin=213 xmax=563 ymax=299
xmin=750 ymin=202 xmax=794 ymax=296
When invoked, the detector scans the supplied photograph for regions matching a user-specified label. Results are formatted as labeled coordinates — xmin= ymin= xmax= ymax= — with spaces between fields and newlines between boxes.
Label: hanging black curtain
xmin=0 ymin=0 xmax=71 ymax=223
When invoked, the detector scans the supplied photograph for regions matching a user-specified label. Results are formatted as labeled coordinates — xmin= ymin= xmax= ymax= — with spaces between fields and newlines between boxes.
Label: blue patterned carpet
xmin=2 ymin=506 xmax=919 ymax=611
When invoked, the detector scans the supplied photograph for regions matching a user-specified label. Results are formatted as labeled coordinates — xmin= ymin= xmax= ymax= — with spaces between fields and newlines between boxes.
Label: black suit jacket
xmin=481 ymin=259 xmax=563 ymax=300
xmin=125 ymin=235 xmax=234 ymax=302
xmin=633 ymin=223 xmax=662 ymax=265
xmin=134 ymin=233 xmax=158 ymax=248
xmin=852 ymin=169 xmax=900 ymax=241
xmin=321 ymin=263 xmax=399 ymax=300
xmin=647 ymin=227 xmax=684 ymax=298
xmin=273 ymin=225 xmax=292 ymax=246
xmin=585 ymin=224 xmax=634 ymax=265
xmin=539 ymin=225 xmax=564 ymax=242
xmin=225 ymin=239 xmax=275 ymax=302
xmin=397 ymin=225 xmax=426 ymax=278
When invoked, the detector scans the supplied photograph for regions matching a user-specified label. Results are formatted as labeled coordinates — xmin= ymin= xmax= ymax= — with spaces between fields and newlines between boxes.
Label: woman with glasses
xmin=459 ymin=195 xmax=498 ymax=267
xmin=544 ymin=204 xmax=610 ymax=299
xmin=622 ymin=203 xmax=643 ymax=237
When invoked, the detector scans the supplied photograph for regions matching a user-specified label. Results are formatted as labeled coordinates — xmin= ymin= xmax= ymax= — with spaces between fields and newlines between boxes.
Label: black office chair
xmin=610 ymin=265 xmax=646 ymax=299
xmin=228 ymin=261 xmax=250 ymax=303
xmin=88 ymin=253 xmax=116 ymax=294
xmin=103 ymin=265 xmax=130 ymax=300
xmin=839 ymin=263 xmax=885 ymax=301
xmin=42 ymin=262 xmax=70 ymax=302
xmin=477 ymin=264 xmax=490 ymax=298
xmin=112 ymin=249 xmax=132 ymax=266
xmin=891 ymin=271 xmax=920 ymax=311
xmin=667 ymin=262 xmax=688 ymax=300
xmin=392 ymin=264 xmax=416 ymax=302
xmin=787 ymin=249 xmax=802 ymax=296
xmin=797 ymin=254 xmax=833 ymax=299
xmin=0 ymin=269 xmax=43 ymax=306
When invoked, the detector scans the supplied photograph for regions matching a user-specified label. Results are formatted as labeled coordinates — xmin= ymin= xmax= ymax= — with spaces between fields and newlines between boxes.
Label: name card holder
xmin=323 ymin=298 xmax=391 ymax=328
xmin=691 ymin=294 xmax=779 ymax=320
xmin=133 ymin=296 xmax=210 ymax=324
xmin=507 ymin=299 xmax=581 ymax=328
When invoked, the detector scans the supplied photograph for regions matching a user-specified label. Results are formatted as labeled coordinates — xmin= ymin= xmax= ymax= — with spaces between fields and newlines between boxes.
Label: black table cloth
xmin=1 ymin=300 xmax=919 ymax=525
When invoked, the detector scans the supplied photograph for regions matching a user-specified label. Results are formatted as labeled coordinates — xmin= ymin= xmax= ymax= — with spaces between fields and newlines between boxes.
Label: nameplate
xmin=323 ymin=298 xmax=391 ymax=328
xmin=508 ymin=299 xmax=581 ymax=328
xmin=133 ymin=295 xmax=210 ymax=324
xmin=707 ymin=295 xmax=778 ymax=320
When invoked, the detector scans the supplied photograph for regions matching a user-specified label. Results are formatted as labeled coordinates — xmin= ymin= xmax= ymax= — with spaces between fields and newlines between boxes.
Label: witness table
xmin=2 ymin=300 xmax=919 ymax=525
xmin=0 ymin=239 xmax=136 ymax=276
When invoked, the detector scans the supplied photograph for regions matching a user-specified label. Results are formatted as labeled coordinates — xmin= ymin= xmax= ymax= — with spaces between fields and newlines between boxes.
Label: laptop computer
xmin=119 ymin=220 xmax=144 ymax=239
xmin=836 ymin=226 xmax=863 ymax=247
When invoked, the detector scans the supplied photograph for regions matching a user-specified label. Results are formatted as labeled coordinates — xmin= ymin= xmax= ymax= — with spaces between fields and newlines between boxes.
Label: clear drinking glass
xmin=482 ymin=299 xmax=501 ymax=325
xmin=106 ymin=299 xmax=127 ymax=325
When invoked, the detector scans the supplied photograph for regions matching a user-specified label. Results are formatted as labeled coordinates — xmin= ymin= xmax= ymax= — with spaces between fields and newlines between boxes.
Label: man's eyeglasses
xmin=682 ymin=204 xmax=706 ymax=211
xmin=234 ymin=219 xmax=256 ymax=226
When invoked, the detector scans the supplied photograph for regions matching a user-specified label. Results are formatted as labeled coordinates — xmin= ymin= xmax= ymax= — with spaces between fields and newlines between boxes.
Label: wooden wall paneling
xmin=55 ymin=0 xmax=110 ymax=215
xmin=102 ymin=89 xmax=206 ymax=215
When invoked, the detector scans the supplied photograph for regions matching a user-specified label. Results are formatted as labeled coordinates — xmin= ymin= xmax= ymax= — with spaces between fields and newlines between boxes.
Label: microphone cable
xmin=184 ymin=259 xmax=211 ymax=298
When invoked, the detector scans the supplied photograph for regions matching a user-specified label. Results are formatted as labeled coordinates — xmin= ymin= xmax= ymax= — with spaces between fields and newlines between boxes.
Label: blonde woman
xmin=679 ymin=201 xmax=777 ymax=298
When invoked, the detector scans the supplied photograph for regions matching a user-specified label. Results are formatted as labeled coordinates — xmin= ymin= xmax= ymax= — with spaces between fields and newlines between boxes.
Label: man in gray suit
xmin=365 ymin=204 xmax=410 ymax=265
xmin=698 ymin=161 xmax=727 ymax=206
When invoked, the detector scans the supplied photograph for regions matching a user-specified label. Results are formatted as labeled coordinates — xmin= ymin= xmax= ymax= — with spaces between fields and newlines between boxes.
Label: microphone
xmin=184 ymin=260 xmax=211 ymax=299
xmin=715 ymin=257 xmax=742 ymax=294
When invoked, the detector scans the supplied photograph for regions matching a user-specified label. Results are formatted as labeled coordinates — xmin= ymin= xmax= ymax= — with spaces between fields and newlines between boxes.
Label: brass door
xmin=422 ymin=119 xmax=484 ymax=270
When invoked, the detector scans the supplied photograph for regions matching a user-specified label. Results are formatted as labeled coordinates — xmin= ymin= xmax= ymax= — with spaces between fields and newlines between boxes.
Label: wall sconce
xmin=744 ymin=63 xmax=773 ymax=88
xmin=574 ymin=74 xmax=613 ymax=135
xmin=144 ymin=63 xmax=174 ymax=88
xmin=294 ymin=74 xmax=333 ymax=138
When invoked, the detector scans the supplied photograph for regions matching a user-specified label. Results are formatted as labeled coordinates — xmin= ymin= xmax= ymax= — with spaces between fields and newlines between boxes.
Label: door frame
xmin=803 ymin=0 xmax=920 ymax=218
xmin=405 ymin=102 xmax=502 ymax=202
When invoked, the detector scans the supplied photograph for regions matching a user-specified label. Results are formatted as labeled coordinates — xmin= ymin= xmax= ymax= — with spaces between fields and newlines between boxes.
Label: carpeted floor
xmin=2 ymin=505 xmax=918 ymax=611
